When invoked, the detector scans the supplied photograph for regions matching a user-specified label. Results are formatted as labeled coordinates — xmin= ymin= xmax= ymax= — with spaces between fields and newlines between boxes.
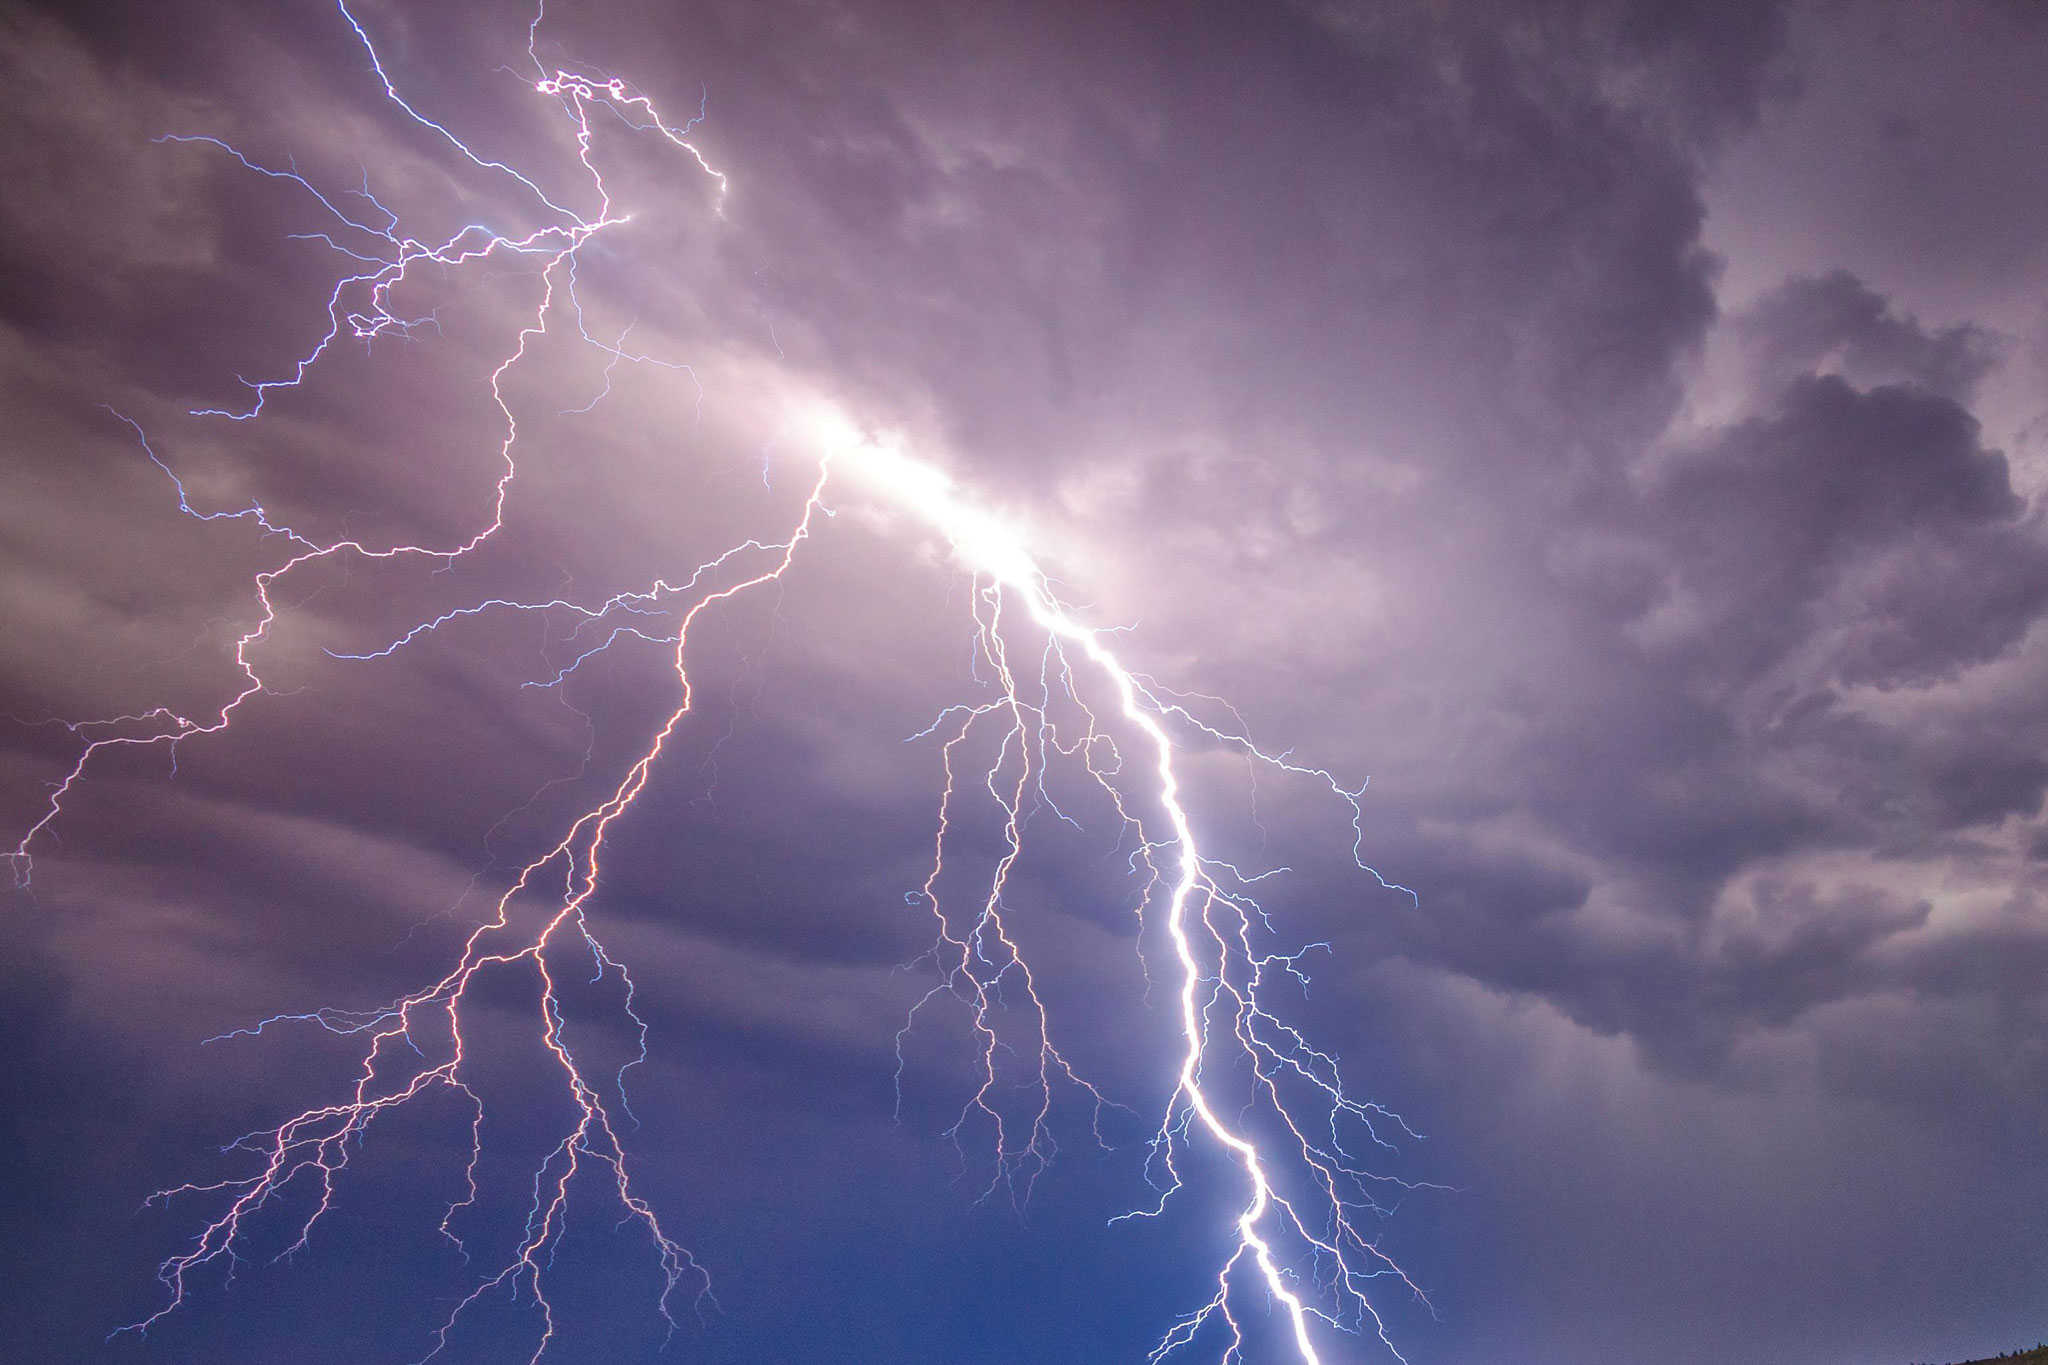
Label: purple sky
xmin=6 ymin=2 xmax=2048 ymax=1363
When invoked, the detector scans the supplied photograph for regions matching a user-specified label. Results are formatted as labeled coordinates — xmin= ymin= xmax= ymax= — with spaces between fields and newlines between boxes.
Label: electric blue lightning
xmin=8 ymin=4 xmax=1434 ymax=1361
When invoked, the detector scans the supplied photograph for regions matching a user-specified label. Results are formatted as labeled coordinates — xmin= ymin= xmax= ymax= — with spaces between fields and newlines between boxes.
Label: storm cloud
xmin=5 ymin=2 xmax=2048 ymax=1363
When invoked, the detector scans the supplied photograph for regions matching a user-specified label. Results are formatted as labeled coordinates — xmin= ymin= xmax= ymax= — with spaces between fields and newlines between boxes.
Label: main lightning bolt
xmin=9 ymin=4 xmax=1433 ymax=1361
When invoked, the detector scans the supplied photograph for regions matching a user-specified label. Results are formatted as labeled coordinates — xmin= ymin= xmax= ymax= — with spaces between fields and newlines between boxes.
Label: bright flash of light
xmin=8 ymin=4 xmax=1435 ymax=1362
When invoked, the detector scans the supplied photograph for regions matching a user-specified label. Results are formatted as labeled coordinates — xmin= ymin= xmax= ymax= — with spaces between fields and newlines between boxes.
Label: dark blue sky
xmin=6 ymin=2 xmax=2048 ymax=1362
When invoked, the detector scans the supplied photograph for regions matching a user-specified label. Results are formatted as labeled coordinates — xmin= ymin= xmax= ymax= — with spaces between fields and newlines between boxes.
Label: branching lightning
xmin=9 ymin=4 xmax=1434 ymax=1361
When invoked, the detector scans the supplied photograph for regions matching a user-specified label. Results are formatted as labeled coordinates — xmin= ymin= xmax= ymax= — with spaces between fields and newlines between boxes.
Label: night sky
xmin=6 ymin=2 xmax=2048 ymax=1363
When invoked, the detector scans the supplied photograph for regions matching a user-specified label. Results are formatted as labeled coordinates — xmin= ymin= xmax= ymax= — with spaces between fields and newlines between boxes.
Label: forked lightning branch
xmin=8 ymin=4 xmax=1431 ymax=1361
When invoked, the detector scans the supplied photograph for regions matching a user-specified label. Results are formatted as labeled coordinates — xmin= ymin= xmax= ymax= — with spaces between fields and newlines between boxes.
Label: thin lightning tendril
xmin=8 ymin=5 xmax=1432 ymax=1361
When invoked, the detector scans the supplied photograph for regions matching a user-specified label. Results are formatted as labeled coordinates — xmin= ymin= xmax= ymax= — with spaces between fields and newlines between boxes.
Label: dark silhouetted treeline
xmin=1912 ymin=1344 xmax=2048 ymax=1365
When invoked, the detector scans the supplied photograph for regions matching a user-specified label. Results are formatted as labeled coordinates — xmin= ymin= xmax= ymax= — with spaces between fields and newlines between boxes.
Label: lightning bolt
xmin=9 ymin=4 xmax=1434 ymax=1361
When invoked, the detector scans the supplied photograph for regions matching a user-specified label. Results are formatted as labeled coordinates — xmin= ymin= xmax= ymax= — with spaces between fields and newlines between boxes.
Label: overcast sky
xmin=6 ymin=2 xmax=2048 ymax=1363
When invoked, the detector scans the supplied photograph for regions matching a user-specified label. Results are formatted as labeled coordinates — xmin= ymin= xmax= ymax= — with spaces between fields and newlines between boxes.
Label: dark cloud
xmin=1652 ymin=374 xmax=2043 ymax=690
xmin=1393 ymin=308 xmax=2048 ymax=1080
xmin=1739 ymin=270 xmax=2004 ymax=400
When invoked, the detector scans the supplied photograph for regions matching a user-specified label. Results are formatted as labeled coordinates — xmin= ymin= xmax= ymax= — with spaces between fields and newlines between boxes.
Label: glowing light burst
xmin=9 ymin=4 xmax=1435 ymax=1361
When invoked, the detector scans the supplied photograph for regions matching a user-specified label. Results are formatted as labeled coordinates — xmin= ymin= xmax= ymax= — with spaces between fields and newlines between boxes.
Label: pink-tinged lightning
xmin=9 ymin=4 xmax=1433 ymax=1362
